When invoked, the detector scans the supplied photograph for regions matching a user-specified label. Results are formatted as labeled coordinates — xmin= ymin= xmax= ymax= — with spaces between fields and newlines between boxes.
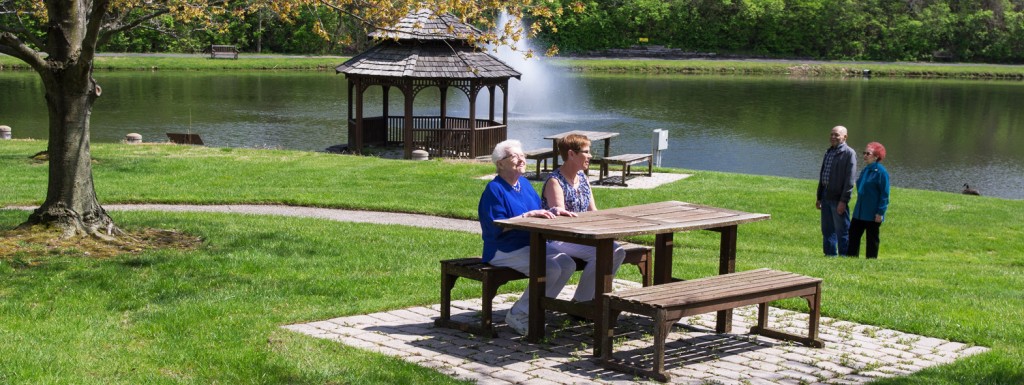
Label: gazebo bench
xmin=435 ymin=242 xmax=653 ymax=337
xmin=596 ymin=153 xmax=652 ymax=186
xmin=524 ymin=148 xmax=557 ymax=179
xmin=600 ymin=268 xmax=823 ymax=382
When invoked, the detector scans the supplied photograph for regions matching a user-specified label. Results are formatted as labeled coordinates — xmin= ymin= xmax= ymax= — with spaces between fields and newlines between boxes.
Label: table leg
xmin=716 ymin=226 xmax=738 ymax=333
xmin=653 ymin=233 xmax=674 ymax=285
xmin=528 ymin=232 xmax=547 ymax=342
xmin=593 ymin=239 xmax=614 ymax=356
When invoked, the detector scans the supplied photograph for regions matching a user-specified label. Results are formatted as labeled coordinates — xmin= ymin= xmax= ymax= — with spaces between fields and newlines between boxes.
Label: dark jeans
xmin=848 ymin=218 xmax=881 ymax=258
xmin=820 ymin=199 xmax=850 ymax=256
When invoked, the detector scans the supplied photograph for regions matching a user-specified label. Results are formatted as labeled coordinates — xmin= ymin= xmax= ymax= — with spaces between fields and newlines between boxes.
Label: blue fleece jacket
xmin=852 ymin=162 xmax=890 ymax=222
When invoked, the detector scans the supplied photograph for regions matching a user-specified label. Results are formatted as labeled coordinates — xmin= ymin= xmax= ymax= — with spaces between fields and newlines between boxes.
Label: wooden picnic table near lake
xmin=543 ymin=130 xmax=620 ymax=170
xmin=494 ymin=200 xmax=770 ymax=352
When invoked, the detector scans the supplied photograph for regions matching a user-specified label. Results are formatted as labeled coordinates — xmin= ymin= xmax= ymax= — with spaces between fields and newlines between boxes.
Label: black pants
xmin=848 ymin=219 xmax=881 ymax=258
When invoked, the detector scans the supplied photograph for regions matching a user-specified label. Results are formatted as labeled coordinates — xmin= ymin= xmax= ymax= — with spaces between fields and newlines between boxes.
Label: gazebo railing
xmin=349 ymin=116 xmax=506 ymax=158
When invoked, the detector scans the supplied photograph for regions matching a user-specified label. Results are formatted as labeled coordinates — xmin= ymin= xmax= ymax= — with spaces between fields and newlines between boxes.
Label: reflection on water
xmin=1 ymin=70 xmax=1021 ymax=199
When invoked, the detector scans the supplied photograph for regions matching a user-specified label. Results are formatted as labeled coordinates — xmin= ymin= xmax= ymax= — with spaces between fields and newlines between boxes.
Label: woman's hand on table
xmin=519 ymin=207 xmax=578 ymax=219
xmin=519 ymin=209 xmax=555 ymax=219
xmin=548 ymin=207 xmax=578 ymax=217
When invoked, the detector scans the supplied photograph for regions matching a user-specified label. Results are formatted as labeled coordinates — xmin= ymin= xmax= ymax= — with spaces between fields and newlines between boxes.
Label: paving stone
xmin=961 ymin=346 xmax=989 ymax=356
xmin=715 ymin=378 xmax=750 ymax=385
xmin=491 ymin=368 xmax=534 ymax=383
xmin=779 ymin=359 xmax=820 ymax=375
xmin=745 ymin=377 xmax=783 ymax=385
xmin=283 ymin=290 xmax=989 ymax=385
xmin=776 ymin=369 xmax=820 ymax=383
xmin=743 ymin=359 xmax=785 ymax=373
xmin=522 ymin=377 xmax=562 ymax=385
xmin=814 ymin=360 xmax=854 ymax=375
xmin=528 ymin=367 xmax=579 ymax=383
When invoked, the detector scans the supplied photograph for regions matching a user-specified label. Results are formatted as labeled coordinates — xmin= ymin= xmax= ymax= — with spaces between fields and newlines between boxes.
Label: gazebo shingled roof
xmin=335 ymin=8 xmax=520 ymax=159
xmin=335 ymin=42 xmax=521 ymax=79
xmin=368 ymin=9 xmax=483 ymax=41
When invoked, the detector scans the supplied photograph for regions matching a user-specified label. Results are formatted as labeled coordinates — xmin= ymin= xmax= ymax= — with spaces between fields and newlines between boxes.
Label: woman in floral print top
xmin=542 ymin=134 xmax=627 ymax=303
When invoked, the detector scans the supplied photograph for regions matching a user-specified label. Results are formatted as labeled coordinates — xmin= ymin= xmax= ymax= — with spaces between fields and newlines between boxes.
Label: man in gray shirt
xmin=816 ymin=126 xmax=857 ymax=256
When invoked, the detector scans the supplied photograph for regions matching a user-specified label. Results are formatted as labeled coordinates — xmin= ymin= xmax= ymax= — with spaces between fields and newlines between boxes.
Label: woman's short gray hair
xmin=491 ymin=139 xmax=523 ymax=164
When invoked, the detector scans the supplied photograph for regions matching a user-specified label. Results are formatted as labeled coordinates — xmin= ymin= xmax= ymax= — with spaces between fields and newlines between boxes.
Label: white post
xmin=0 ymin=125 xmax=11 ymax=140
xmin=651 ymin=129 xmax=668 ymax=167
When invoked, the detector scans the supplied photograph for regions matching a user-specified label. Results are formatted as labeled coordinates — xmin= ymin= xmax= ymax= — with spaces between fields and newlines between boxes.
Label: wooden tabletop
xmin=544 ymin=130 xmax=620 ymax=142
xmin=494 ymin=201 xmax=770 ymax=239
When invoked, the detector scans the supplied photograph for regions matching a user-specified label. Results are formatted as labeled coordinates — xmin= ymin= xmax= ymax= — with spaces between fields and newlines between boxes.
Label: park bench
xmin=600 ymin=268 xmax=823 ymax=382
xmin=166 ymin=133 xmax=204 ymax=145
xmin=435 ymin=242 xmax=653 ymax=337
xmin=524 ymin=148 xmax=557 ymax=180
xmin=596 ymin=153 xmax=652 ymax=186
xmin=209 ymin=45 xmax=239 ymax=59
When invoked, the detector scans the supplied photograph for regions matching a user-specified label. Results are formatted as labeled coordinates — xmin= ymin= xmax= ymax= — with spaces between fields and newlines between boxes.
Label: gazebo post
xmin=403 ymin=83 xmax=414 ymax=159
xmin=488 ymin=85 xmax=496 ymax=123
xmin=439 ymin=85 xmax=448 ymax=129
xmin=347 ymin=79 xmax=354 ymax=148
xmin=354 ymin=79 xmax=365 ymax=154
xmin=501 ymin=83 xmax=509 ymax=125
xmin=382 ymin=85 xmax=390 ymax=144
xmin=468 ymin=81 xmax=479 ymax=158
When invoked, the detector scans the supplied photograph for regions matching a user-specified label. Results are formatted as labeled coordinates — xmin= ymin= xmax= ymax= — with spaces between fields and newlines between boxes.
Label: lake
xmin=1 ymin=68 xmax=1022 ymax=199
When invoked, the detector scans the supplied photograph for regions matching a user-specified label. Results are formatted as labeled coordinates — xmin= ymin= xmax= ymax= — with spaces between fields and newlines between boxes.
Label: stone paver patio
xmin=284 ymin=280 xmax=987 ymax=385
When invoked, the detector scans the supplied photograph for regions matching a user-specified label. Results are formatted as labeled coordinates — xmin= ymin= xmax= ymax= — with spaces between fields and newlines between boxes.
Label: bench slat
xmin=613 ymin=272 xmax=819 ymax=306
xmin=609 ymin=268 xmax=813 ymax=299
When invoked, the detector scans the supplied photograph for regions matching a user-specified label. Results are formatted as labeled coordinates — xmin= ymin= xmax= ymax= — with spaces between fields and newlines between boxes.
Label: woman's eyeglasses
xmin=863 ymin=151 xmax=873 ymax=156
xmin=502 ymin=153 xmax=525 ymax=161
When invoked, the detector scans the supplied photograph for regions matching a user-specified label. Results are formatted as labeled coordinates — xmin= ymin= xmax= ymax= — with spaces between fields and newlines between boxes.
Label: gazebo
xmin=336 ymin=9 xmax=521 ymax=159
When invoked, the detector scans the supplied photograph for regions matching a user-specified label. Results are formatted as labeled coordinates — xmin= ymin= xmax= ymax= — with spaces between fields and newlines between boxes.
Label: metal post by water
xmin=651 ymin=129 xmax=668 ymax=167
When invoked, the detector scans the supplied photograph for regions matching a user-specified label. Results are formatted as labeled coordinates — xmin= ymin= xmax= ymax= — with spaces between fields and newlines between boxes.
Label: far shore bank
xmin=4 ymin=53 xmax=1024 ymax=80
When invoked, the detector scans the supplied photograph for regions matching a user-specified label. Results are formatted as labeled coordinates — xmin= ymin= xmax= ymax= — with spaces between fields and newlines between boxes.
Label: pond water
xmin=1 ymin=69 xmax=1022 ymax=199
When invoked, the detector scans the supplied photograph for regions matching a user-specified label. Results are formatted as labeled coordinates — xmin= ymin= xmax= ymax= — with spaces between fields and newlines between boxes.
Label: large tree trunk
xmin=20 ymin=62 xmax=121 ymax=240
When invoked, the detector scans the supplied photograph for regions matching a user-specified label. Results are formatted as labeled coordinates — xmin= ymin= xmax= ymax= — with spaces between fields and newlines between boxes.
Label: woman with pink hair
xmin=848 ymin=142 xmax=890 ymax=259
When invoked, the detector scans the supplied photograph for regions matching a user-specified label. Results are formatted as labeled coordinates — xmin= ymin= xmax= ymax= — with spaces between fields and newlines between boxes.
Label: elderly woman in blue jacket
xmin=847 ymin=142 xmax=890 ymax=259
xmin=478 ymin=139 xmax=578 ymax=335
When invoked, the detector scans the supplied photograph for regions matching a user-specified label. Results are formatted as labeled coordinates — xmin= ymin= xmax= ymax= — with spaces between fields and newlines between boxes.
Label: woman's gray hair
xmin=491 ymin=139 xmax=523 ymax=164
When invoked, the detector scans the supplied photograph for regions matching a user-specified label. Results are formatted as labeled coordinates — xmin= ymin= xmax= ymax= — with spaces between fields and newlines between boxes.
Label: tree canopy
xmin=543 ymin=0 xmax=1024 ymax=63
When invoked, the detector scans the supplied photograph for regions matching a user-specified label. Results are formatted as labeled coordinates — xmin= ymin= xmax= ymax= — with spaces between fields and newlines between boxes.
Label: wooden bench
xmin=435 ymin=243 xmax=653 ymax=337
xmin=600 ymin=268 xmax=823 ymax=382
xmin=166 ymin=133 xmax=204 ymax=145
xmin=209 ymin=45 xmax=238 ymax=59
xmin=524 ymin=148 xmax=557 ymax=180
xmin=597 ymin=153 xmax=652 ymax=186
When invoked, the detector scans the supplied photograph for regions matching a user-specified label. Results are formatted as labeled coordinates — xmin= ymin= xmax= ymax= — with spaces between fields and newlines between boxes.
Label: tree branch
xmin=0 ymin=31 xmax=47 ymax=71
xmin=81 ymin=0 xmax=112 ymax=63
xmin=0 ymin=5 xmax=48 ymax=49
xmin=97 ymin=6 xmax=170 ymax=47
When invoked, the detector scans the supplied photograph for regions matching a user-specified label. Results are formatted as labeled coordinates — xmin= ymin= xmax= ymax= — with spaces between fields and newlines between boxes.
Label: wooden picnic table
xmin=494 ymin=201 xmax=770 ymax=353
xmin=544 ymin=130 xmax=619 ymax=171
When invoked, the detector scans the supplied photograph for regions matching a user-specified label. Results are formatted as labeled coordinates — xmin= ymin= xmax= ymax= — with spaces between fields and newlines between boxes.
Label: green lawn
xmin=550 ymin=58 xmax=1024 ymax=80
xmin=4 ymin=53 xmax=1024 ymax=80
xmin=1 ymin=140 xmax=1023 ymax=384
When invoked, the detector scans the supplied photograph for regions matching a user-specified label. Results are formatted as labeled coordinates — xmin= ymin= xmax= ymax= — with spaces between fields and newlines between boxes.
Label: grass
xmin=4 ymin=53 xmax=1024 ymax=80
xmin=2 ymin=141 xmax=1024 ymax=384
xmin=550 ymin=58 xmax=1024 ymax=80
xmin=0 ymin=54 xmax=345 ymax=71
